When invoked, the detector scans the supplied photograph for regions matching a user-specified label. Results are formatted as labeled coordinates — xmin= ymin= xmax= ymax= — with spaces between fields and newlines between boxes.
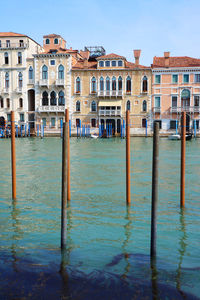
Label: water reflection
xmin=121 ymin=206 xmax=132 ymax=279
xmin=151 ymin=257 xmax=158 ymax=300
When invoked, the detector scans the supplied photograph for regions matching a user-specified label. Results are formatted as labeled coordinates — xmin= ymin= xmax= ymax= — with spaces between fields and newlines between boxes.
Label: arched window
xmin=18 ymin=72 xmax=23 ymax=88
xmin=46 ymin=39 xmax=50 ymax=44
xmin=112 ymin=76 xmax=116 ymax=90
xmin=29 ymin=66 xmax=33 ymax=80
xmin=42 ymin=65 xmax=48 ymax=80
xmin=5 ymin=72 xmax=9 ymax=88
xmin=142 ymin=76 xmax=148 ymax=92
xmin=100 ymin=77 xmax=104 ymax=91
xmin=106 ymin=76 xmax=110 ymax=91
xmin=42 ymin=91 xmax=48 ymax=106
xmin=50 ymin=91 xmax=56 ymax=105
xmin=18 ymin=52 xmax=22 ymax=64
xmin=4 ymin=52 xmax=8 ymax=64
xmin=58 ymin=65 xmax=64 ymax=79
xmin=126 ymin=76 xmax=131 ymax=93
xmin=54 ymin=38 xmax=58 ymax=44
xmin=143 ymin=100 xmax=147 ymax=112
xmin=76 ymin=100 xmax=80 ymax=112
xmin=76 ymin=77 xmax=81 ymax=93
xmin=118 ymin=76 xmax=122 ymax=90
xmin=91 ymin=101 xmax=97 ymax=112
xmin=126 ymin=100 xmax=130 ymax=111
xmin=181 ymin=89 xmax=190 ymax=108
xmin=58 ymin=91 xmax=65 ymax=106
xmin=91 ymin=77 xmax=96 ymax=93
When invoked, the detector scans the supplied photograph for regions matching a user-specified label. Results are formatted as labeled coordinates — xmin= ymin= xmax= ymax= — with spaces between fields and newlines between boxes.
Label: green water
xmin=0 ymin=137 xmax=200 ymax=299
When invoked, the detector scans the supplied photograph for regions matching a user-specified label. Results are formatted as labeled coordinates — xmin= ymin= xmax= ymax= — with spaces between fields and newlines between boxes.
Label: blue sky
xmin=1 ymin=0 xmax=200 ymax=65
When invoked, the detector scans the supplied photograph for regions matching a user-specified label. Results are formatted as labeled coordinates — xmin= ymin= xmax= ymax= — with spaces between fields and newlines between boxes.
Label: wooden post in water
xmin=180 ymin=111 xmax=186 ymax=208
xmin=11 ymin=111 xmax=16 ymax=200
xmin=150 ymin=122 xmax=159 ymax=259
xmin=126 ymin=110 xmax=131 ymax=205
xmin=65 ymin=109 xmax=71 ymax=201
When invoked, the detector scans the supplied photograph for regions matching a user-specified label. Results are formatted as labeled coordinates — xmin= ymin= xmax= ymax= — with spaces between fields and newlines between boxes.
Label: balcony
xmin=37 ymin=105 xmax=65 ymax=112
xmin=99 ymin=109 xmax=121 ymax=116
xmin=28 ymin=79 xmax=34 ymax=85
xmin=3 ymin=88 xmax=9 ymax=94
xmin=0 ymin=43 xmax=27 ymax=49
xmin=56 ymin=79 xmax=65 ymax=86
xmin=170 ymin=106 xmax=200 ymax=113
xmin=16 ymin=87 xmax=22 ymax=94
xmin=97 ymin=90 xmax=123 ymax=97
xmin=153 ymin=107 xmax=161 ymax=113
xmin=39 ymin=79 xmax=49 ymax=87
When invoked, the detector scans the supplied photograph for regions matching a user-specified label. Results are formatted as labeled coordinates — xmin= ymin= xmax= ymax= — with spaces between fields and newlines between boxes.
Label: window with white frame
xmin=91 ymin=77 xmax=96 ymax=93
xmin=100 ymin=77 xmax=104 ymax=91
xmin=172 ymin=74 xmax=178 ymax=83
xmin=126 ymin=100 xmax=130 ymax=111
xmin=76 ymin=77 xmax=81 ymax=93
xmin=112 ymin=76 xmax=116 ymax=90
xmin=5 ymin=72 xmax=9 ymax=88
xmin=195 ymin=74 xmax=200 ymax=83
xmin=118 ymin=60 xmax=123 ymax=67
xmin=142 ymin=100 xmax=147 ymax=112
xmin=76 ymin=100 xmax=80 ymax=112
xmin=155 ymin=96 xmax=160 ymax=108
xmin=42 ymin=91 xmax=48 ymax=106
xmin=99 ymin=61 xmax=104 ymax=67
xmin=51 ymin=117 xmax=56 ymax=127
xmin=4 ymin=52 xmax=9 ymax=64
xmin=18 ymin=52 xmax=22 ymax=64
xmin=58 ymin=65 xmax=64 ymax=79
xmin=142 ymin=76 xmax=148 ymax=92
xmin=183 ymin=74 xmax=189 ymax=83
xmin=106 ymin=77 xmax=110 ymax=91
xmin=29 ymin=66 xmax=33 ymax=80
xmin=58 ymin=91 xmax=65 ymax=106
xmin=91 ymin=101 xmax=97 ymax=112
xmin=42 ymin=65 xmax=48 ymax=79
xmin=126 ymin=76 xmax=131 ymax=93
xmin=155 ymin=74 xmax=161 ymax=84
xmin=54 ymin=38 xmax=58 ymax=44
xmin=46 ymin=39 xmax=50 ymax=44
xmin=42 ymin=118 xmax=47 ymax=127
xmin=194 ymin=95 xmax=200 ymax=106
xmin=105 ymin=61 xmax=110 ymax=67
xmin=172 ymin=96 xmax=177 ymax=107
xmin=18 ymin=72 xmax=23 ymax=88
xmin=118 ymin=76 xmax=122 ymax=90
xmin=50 ymin=60 xmax=55 ymax=65
xmin=50 ymin=91 xmax=56 ymax=105
xmin=112 ymin=61 xmax=116 ymax=67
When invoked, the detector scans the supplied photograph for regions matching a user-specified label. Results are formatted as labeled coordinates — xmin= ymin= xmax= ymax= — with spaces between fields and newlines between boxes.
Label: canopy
xmin=98 ymin=100 xmax=122 ymax=107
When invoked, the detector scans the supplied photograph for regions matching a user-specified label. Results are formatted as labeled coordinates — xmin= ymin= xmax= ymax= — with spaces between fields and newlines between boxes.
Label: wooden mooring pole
xmin=150 ymin=122 xmax=159 ymax=259
xmin=126 ymin=110 xmax=131 ymax=205
xmin=11 ymin=111 xmax=16 ymax=200
xmin=180 ymin=111 xmax=186 ymax=208
xmin=65 ymin=109 xmax=71 ymax=201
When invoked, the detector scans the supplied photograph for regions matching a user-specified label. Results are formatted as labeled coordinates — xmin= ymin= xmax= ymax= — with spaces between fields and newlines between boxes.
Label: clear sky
xmin=1 ymin=0 xmax=200 ymax=66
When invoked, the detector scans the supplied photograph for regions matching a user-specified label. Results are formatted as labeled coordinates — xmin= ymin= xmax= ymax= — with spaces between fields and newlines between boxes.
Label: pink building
xmin=151 ymin=52 xmax=200 ymax=132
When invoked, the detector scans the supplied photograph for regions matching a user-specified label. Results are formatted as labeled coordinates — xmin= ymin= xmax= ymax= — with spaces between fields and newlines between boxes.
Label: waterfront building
xmin=71 ymin=49 xmax=152 ymax=134
xmin=152 ymin=52 xmax=200 ymax=131
xmin=0 ymin=32 xmax=42 ymax=126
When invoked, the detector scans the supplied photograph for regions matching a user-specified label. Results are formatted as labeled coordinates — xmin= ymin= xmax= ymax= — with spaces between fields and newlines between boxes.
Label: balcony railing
xmin=99 ymin=109 xmax=121 ymax=116
xmin=153 ymin=107 xmax=161 ymax=113
xmin=3 ymin=88 xmax=9 ymax=94
xmin=28 ymin=79 xmax=34 ymax=85
xmin=0 ymin=43 xmax=27 ymax=49
xmin=56 ymin=79 xmax=65 ymax=86
xmin=170 ymin=106 xmax=200 ymax=113
xmin=37 ymin=105 xmax=65 ymax=112
xmin=39 ymin=79 xmax=49 ymax=86
xmin=97 ymin=90 xmax=123 ymax=97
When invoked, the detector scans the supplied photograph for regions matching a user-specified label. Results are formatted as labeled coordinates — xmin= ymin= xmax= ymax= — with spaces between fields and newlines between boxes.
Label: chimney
xmin=164 ymin=51 xmax=170 ymax=67
xmin=134 ymin=49 xmax=141 ymax=66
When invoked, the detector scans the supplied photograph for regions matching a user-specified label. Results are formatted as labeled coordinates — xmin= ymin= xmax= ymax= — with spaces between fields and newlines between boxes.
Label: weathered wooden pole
xmin=65 ymin=109 xmax=71 ymax=201
xmin=11 ymin=111 xmax=16 ymax=200
xmin=150 ymin=122 xmax=159 ymax=259
xmin=180 ymin=111 xmax=186 ymax=208
xmin=126 ymin=110 xmax=131 ymax=205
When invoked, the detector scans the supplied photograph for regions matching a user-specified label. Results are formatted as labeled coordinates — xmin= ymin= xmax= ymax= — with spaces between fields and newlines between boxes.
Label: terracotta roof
xmin=0 ymin=32 xmax=26 ymax=37
xmin=41 ymin=47 xmax=78 ymax=55
xmin=43 ymin=34 xmax=61 ymax=38
xmin=125 ymin=61 xmax=149 ymax=69
xmin=152 ymin=56 xmax=200 ymax=68
xmin=97 ymin=53 xmax=126 ymax=60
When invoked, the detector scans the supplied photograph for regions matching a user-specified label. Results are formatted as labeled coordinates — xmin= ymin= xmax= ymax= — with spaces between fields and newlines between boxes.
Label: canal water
xmin=0 ymin=137 xmax=200 ymax=299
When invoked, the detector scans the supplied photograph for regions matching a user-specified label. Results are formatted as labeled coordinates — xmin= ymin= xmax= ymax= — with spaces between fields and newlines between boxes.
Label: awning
xmin=98 ymin=100 xmax=122 ymax=107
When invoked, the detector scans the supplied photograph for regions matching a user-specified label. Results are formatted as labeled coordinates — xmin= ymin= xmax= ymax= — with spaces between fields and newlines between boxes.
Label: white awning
xmin=98 ymin=100 xmax=122 ymax=107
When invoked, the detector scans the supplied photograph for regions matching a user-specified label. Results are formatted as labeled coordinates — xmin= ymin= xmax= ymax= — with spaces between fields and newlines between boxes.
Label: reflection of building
xmin=0 ymin=32 xmax=42 ymax=125
xmin=152 ymin=52 xmax=200 ymax=131
xmin=72 ymin=50 xmax=152 ymax=134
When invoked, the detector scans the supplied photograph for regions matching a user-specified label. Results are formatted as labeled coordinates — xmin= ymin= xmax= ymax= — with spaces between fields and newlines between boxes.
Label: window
xmin=143 ymin=100 xmax=147 ymax=112
xmin=42 ymin=118 xmax=46 ymax=127
xmin=42 ymin=91 xmax=48 ymax=106
xmin=91 ymin=118 xmax=96 ymax=127
xmin=76 ymin=119 xmax=80 ymax=127
xmin=5 ymin=72 xmax=9 ymax=88
xmin=58 ymin=91 xmax=65 ymax=106
xmin=112 ymin=76 xmax=116 ymax=90
xmin=91 ymin=101 xmax=96 ymax=112
xmin=183 ymin=74 xmax=189 ymax=83
xmin=58 ymin=65 xmax=64 ymax=79
xmin=195 ymin=74 xmax=200 ymax=83
xmin=100 ymin=77 xmax=104 ymax=91
xmin=142 ymin=118 xmax=147 ymax=128
xmin=50 ymin=91 xmax=56 ymax=105
xmin=50 ymin=60 xmax=55 ymax=65
xmin=20 ymin=113 xmax=24 ymax=122
xmin=46 ymin=38 xmax=50 ymax=44
xmin=194 ymin=96 xmax=200 ymax=107
xmin=76 ymin=77 xmax=81 ymax=93
xmin=172 ymin=96 xmax=177 ymax=107
xmin=29 ymin=66 xmax=33 ymax=80
xmin=0 ymin=97 xmax=3 ymax=108
xmin=19 ymin=40 xmax=24 ymax=47
xmin=112 ymin=61 xmax=116 ymax=67
xmin=126 ymin=100 xmax=130 ymax=111
xmin=4 ymin=52 xmax=9 ymax=64
xmin=54 ymin=38 xmax=58 ymax=44
xmin=142 ymin=76 xmax=148 ymax=92
xmin=155 ymin=96 xmax=160 ymax=107
xmin=106 ymin=77 xmax=110 ymax=91
xmin=7 ymin=113 xmax=11 ymax=121
xmin=126 ymin=76 xmax=131 ymax=93
xmin=76 ymin=101 xmax=80 ymax=112
xmin=6 ymin=40 xmax=10 ymax=47
xmin=105 ymin=61 xmax=110 ymax=67
xmin=155 ymin=74 xmax=161 ymax=84
xmin=118 ymin=76 xmax=122 ymax=90
xmin=18 ymin=72 xmax=23 ymax=88
xmin=99 ymin=61 xmax=104 ymax=67
xmin=18 ymin=52 xmax=22 ymax=64
xmin=118 ymin=60 xmax=123 ymax=67
xmin=19 ymin=98 xmax=23 ymax=108
xmin=170 ymin=120 xmax=177 ymax=129
xmin=51 ymin=117 xmax=56 ymax=127
xmin=172 ymin=74 xmax=178 ymax=83
xmin=42 ymin=65 xmax=48 ymax=79
xmin=91 ymin=77 xmax=96 ymax=93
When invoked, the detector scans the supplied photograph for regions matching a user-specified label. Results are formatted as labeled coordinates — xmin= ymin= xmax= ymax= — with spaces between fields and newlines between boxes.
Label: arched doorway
xmin=28 ymin=89 xmax=35 ymax=129
xmin=181 ymin=89 xmax=190 ymax=108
